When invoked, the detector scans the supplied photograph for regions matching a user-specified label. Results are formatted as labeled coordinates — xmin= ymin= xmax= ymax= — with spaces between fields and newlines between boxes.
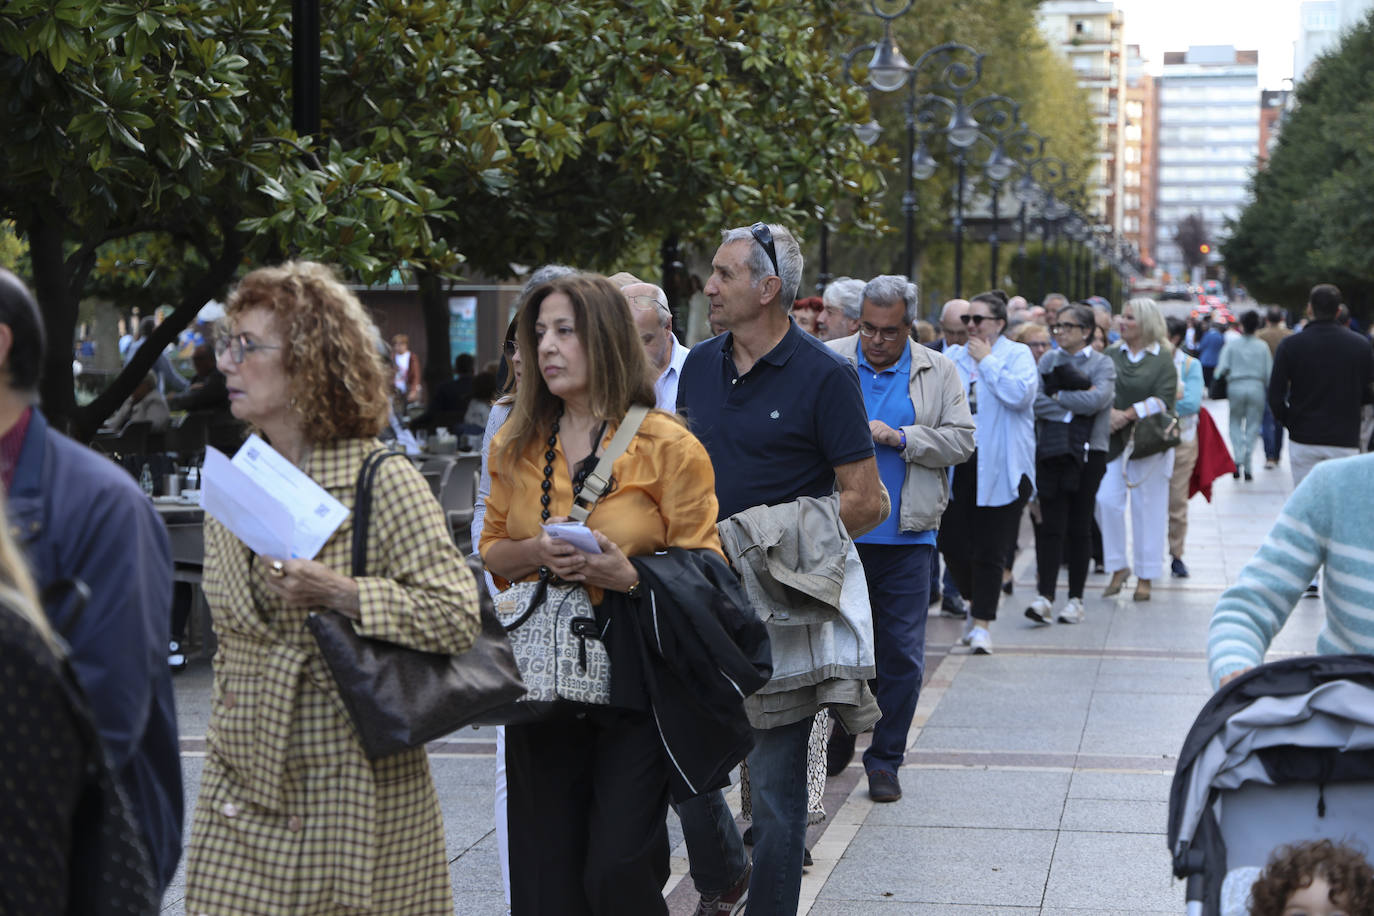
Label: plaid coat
xmin=185 ymin=439 xmax=480 ymax=915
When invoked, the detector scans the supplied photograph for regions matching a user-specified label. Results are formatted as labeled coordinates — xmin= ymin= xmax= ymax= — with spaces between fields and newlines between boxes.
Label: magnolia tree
xmin=2 ymin=0 xmax=885 ymax=436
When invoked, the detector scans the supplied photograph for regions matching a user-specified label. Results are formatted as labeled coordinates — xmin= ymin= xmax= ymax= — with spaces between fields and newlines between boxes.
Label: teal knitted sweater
xmin=1208 ymin=452 xmax=1374 ymax=687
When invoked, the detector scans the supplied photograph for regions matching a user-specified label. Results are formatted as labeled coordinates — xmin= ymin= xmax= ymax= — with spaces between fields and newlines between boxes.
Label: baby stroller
xmin=1168 ymin=654 xmax=1374 ymax=916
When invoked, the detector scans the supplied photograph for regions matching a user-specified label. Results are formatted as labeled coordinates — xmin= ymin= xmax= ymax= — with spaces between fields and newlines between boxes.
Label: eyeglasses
xmin=1051 ymin=323 xmax=1086 ymax=333
xmin=749 ymin=222 xmax=780 ymax=278
xmin=626 ymin=295 xmax=664 ymax=311
xmin=213 ymin=333 xmax=281 ymax=364
xmin=960 ymin=314 xmax=996 ymax=326
xmin=503 ymin=340 xmax=519 ymax=355
xmin=858 ymin=322 xmax=906 ymax=341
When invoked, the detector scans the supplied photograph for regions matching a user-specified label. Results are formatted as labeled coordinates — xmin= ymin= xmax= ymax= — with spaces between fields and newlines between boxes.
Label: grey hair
xmin=862 ymin=275 xmax=920 ymax=323
xmin=1042 ymin=292 xmax=1069 ymax=311
xmin=822 ymin=277 xmax=865 ymax=321
xmin=721 ymin=223 xmax=803 ymax=311
xmin=1059 ymin=304 xmax=1095 ymax=331
xmin=627 ymin=284 xmax=671 ymax=328
xmin=519 ymin=263 xmax=578 ymax=304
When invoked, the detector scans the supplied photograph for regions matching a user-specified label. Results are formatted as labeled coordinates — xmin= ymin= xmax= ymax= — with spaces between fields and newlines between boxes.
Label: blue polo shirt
xmin=678 ymin=322 xmax=874 ymax=520
xmin=854 ymin=346 xmax=937 ymax=546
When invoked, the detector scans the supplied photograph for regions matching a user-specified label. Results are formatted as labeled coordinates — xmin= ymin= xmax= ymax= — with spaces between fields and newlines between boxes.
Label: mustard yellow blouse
xmin=480 ymin=410 xmax=723 ymax=599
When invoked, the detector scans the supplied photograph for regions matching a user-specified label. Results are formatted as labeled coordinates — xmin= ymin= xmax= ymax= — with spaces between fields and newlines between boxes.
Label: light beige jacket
xmin=827 ymin=335 xmax=975 ymax=531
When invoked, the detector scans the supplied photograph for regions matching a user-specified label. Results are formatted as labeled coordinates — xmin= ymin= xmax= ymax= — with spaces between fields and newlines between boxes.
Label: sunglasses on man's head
xmin=750 ymin=222 xmax=780 ymax=278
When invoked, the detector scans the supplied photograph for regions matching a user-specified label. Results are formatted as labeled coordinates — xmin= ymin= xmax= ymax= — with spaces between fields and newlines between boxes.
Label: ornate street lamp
xmin=845 ymin=13 xmax=985 ymax=282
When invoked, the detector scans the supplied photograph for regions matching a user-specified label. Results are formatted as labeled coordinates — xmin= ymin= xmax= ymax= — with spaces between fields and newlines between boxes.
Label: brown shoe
xmin=1133 ymin=579 xmax=1152 ymax=601
xmin=1102 ymin=568 xmax=1131 ymax=598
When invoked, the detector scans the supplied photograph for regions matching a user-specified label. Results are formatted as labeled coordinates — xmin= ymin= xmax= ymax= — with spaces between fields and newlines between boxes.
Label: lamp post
xmin=845 ymin=10 xmax=985 ymax=281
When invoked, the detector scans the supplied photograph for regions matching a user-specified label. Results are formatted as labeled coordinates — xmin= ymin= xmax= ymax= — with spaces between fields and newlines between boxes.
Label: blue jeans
xmin=1261 ymin=401 xmax=1283 ymax=461
xmin=745 ymin=716 xmax=812 ymax=916
xmin=674 ymin=789 xmax=747 ymax=897
xmin=858 ymin=542 xmax=933 ymax=775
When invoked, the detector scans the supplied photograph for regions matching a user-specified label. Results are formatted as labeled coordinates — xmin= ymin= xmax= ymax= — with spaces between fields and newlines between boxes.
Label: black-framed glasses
xmin=749 ymin=222 xmax=780 ymax=278
xmin=213 ymin=333 xmax=281 ymax=364
xmin=858 ymin=322 xmax=906 ymax=341
xmin=1051 ymin=322 xmax=1086 ymax=333
xmin=960 ymin=314 xmax=995 ymax=326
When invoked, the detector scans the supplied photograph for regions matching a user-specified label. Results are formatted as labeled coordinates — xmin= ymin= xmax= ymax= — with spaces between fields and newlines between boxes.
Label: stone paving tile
xmin=913 ymin=725 xmax=1088 ymax=755
xmin=1043 ymin=831 xmax=1178 ymax=911
xmin=810 ymin=904 xmax=1038 ymax=915
xmin=865 ymin=768 xmax=1071 ymax=830
xmin=817 ymin=825 xmax=1054 ymax=908
xmin=1060 ymin=797 xmax=1169 ymax=834
xmin=1079 ymin=691 xmax=1207 ymax=757
xmin=1067 ymin=770 xmax=1175 ymax=802
xmin=1093 ymin=657 xmax=1213 ymax=695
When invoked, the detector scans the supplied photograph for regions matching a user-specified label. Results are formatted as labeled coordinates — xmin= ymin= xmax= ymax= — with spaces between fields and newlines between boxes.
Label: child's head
xmin=1249 ymin=839 xmax=1374 ymax=916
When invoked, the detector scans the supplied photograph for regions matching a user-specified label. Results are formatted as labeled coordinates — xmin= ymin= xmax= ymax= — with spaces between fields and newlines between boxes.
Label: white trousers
xmin=1289 ymin=441 xmax=1359 ymax=488
xmin=1095 ymin=449 xmax=1175 ymax=581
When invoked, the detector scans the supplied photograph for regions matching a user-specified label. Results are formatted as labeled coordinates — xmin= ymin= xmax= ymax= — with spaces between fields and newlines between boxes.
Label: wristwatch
xmin=897 ymin=429 xmax=907 ymax=449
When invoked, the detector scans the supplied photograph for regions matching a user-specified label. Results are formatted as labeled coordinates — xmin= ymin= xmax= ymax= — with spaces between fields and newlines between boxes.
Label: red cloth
xmin=1189 ymin=406 xmax=1236 ymax=502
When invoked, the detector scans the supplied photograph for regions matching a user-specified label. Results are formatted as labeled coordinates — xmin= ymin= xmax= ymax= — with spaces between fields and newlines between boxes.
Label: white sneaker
xmin=960 ymin=613 xmax=975 ymax=645
xmin=1024 ymin=596 xmax=1053 ymax=626
xmin=1057 ymin=597 xmax=1084 ymax=624
xmin=968 ymin=626 xmax=993 ymax=655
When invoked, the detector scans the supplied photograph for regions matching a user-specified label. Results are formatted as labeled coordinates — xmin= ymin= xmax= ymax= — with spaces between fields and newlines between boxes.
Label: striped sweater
xmin=1208 ymin=452 xmax=1374 ymax=688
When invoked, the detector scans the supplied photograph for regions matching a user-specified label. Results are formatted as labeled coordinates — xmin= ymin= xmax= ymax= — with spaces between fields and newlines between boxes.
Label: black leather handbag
xmin=307 ymin=450 xmax=526 ymax=760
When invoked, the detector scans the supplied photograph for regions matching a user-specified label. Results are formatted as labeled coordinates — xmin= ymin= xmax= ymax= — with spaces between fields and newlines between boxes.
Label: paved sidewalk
xmin=163 ymin=399 xmax=1324 ymax=914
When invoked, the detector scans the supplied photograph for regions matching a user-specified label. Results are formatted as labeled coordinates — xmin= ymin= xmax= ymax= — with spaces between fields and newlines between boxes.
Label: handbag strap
xmin=352 ymin=449 xmax=409 ymax=576
xmin=568 ymin=404 xmax=649 ymax=523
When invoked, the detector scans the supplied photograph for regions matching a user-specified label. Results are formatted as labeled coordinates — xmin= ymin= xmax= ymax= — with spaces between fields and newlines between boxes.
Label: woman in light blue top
xmin=939 ymin=291 xmax=1038 ymax=655
xmin=1208 ymin=452 xmax=1374 ymax=689
xmin=1215 ymin=310 xmax=1273 ymax=480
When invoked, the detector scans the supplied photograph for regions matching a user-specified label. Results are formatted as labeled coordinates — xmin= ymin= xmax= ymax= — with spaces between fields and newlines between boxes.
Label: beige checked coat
xmin=184 ymin=440 xmax=480 ymax=915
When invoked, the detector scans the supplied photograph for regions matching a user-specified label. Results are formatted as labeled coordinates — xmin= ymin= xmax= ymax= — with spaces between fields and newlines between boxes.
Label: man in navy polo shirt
xmin=678 ymin=222 xmax=885 ymax=916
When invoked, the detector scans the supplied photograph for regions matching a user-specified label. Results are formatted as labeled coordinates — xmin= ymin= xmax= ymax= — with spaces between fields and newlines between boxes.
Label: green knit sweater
xmin=1107 ymin=345 xmax=1178 ymax=461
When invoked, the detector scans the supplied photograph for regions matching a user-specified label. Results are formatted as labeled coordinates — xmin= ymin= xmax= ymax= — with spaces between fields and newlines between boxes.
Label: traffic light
xmin=1199 ymin=244 xmax=1211 ymax=255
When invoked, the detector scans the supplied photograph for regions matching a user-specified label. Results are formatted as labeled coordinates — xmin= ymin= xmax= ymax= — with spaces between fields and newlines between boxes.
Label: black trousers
xmin=1034 ymin=450 xmax=1108 ymax=602
xmin=938 ymin=455 xmax=1031 ymax=622
xmin=505 ymin=709 xmax=671 ymax=916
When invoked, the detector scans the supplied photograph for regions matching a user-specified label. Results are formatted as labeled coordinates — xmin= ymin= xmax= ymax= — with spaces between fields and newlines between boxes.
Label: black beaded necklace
xmin=539 ymin=407 xmax=609 ymax=522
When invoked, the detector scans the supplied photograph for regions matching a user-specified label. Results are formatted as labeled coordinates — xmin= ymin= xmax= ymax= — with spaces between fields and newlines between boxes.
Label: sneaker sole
xmin=1024 ymin=607 xmax=1053 ymax=626
xmin=1056 ymin=615 xmax=1082 ymax=625
xmin=972 ymin=645 xmax=993 ymax=655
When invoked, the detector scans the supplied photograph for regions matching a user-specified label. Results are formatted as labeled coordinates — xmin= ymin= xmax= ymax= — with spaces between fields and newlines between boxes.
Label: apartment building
xmin=1035 ymin=0 xmax=1127 ymax=232
xmin=1122 ymin=44 xmax=1154 ymax=267
xmin=1152 ymin=46 xmax=1259 ymax=281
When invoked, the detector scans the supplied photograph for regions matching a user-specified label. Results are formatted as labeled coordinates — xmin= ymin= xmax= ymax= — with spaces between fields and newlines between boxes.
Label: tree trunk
xmin=74 ymin=233 xmax=245 ymax=441
xmin=417 ymin=268 xmax=451 ymax=398
xmin=28 ymin=211 xmax=80 ymax=433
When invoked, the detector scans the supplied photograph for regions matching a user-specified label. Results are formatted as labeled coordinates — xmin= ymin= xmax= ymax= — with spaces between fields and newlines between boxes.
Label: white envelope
xmin=200 ymin=435 xmax=348 ymax=560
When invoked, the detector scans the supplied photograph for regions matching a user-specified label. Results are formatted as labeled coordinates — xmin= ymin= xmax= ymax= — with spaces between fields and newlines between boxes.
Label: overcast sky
xmin=1111 ymin=0 xmax=1306 ymax=89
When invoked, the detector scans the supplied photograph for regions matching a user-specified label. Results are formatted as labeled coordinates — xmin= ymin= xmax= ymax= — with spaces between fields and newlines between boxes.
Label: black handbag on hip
xmin=307 ymin=449 xmax=526 ymax=760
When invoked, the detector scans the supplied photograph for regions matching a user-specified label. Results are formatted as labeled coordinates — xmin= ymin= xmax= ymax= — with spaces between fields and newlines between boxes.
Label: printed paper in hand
xmin=199 ymin=434 xmax=348 ymax=559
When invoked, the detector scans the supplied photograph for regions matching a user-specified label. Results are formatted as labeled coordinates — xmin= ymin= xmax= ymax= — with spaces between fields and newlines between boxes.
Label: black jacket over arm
xmin=601 ymin=549 xmax=772 ymax=802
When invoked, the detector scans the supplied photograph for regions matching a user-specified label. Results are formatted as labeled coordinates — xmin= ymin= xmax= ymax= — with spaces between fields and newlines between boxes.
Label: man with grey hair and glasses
xmin=622 ymin=280 xmax=690 ymax=410
xmin=679 ymin=221 xmax=886 ymax=916
xmin=824 ymin=275 xmax=974 ymax=802
xmin=818 ymin=276 xmax=864 ymax=341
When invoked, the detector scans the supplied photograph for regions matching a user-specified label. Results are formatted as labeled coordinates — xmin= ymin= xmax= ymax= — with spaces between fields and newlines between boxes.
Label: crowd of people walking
xmin=0 ymin=215 xmax=1371 ymax=916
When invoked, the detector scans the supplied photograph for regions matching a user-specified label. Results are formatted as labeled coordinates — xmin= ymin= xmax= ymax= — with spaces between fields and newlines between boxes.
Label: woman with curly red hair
xmin=184 ymin=261 xmax=483 ymax=914
xmin=1248 ymin=839 xmax=1374 ymax=916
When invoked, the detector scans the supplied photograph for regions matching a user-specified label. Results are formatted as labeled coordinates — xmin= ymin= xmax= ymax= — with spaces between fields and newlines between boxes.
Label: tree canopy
xmin=1222 ymin=9 xmax=1374 ymax=316
xmin=2 ymin=0 xmax=885 ymax=435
